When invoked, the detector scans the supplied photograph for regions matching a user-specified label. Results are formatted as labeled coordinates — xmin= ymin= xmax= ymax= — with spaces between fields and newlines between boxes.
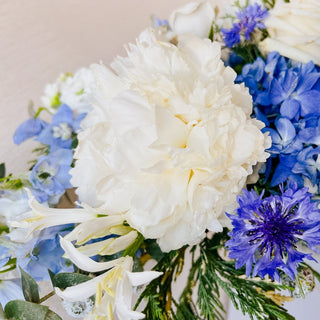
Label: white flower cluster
xmin=41 ymin=68 xmax=94 ymax=114
xmin=71 ymin=28 xmax=270 ymax=252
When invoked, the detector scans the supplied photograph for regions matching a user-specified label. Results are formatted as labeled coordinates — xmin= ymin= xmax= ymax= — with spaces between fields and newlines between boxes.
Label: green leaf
xmin=45 ymin=310 xmax=62 ymax=320
xmin=123 ymin=232 xmax=144 ymax=257
xmin=4 ymin=300 xmax=48 ymax=320
xmin=0 ymin=163 xmax=5 ymax=179
xmin=19 ymin=267 xmax=40 ymax=303
xmin=51 ymin=272 xmax=92 ymax=290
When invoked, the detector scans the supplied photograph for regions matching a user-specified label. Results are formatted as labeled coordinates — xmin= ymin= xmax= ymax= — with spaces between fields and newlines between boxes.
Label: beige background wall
xmin=0 ymin=1 xmax=319 ymax=319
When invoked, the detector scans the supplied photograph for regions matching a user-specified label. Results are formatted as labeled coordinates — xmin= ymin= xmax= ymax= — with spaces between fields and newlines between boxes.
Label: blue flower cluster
xmin=16 ymin=225 xmax=74 ymax=281
xmin=13 ymin=104 xmax=86 ymax=204
xmin=221 ymin=3 xmax=268 ymax=48
xmin=227 ymin=184 xmax=320 ymax=281
xmin=238 ymin=52 xmax=320 ymax=191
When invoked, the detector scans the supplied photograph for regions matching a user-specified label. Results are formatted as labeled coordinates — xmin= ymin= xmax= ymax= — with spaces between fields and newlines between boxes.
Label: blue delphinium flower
xmin=13 ymin=118 xmax=48 ymax=145
xmin=0 ymin=279 xmax=24 ymax=308
xmin=227 ymin=184 xmax=320 ymax=281
xmin=29 ymin=148 xmax=73 ymax=204
xmin=221 ymin=3 xmax=268 ymax=48
xmin=36 ymin=104 xmax=86 ymax=152
xmin=16 ymin=225 xmax=73 ymax=281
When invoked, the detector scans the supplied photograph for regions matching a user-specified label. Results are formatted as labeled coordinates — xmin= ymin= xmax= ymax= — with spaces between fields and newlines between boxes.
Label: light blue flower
xmin=151 ymin=15 xmax=169 ymax=28
xmin=29 ymin=148 xmax=73 ymax=204
xmin=16 ymin=225 xmax=73 ymax=281
xmin=0 ymin=279 xmax=24 ymax=308
xmin=36 ymin=104 xmax=86 ymax=152
xmin=13 ymin=118 xmax=48 ymax=145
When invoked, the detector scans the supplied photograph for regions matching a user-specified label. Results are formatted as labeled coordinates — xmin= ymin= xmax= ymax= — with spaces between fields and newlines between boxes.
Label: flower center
xmin=248 ymin=200 xmax=303 ymax=256
xmin=52 ymin=123 xmax=72 ymax=140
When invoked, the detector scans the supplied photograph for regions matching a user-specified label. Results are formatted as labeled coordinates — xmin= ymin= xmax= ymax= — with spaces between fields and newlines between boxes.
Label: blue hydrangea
xmin=29 ymin=148 xmax=73 ymax=204
xmin=16 ymin=225 xmax=73 ymax=281
xmin=13 ymin=118 xmax=48 ymax=145
xmin=36 ymin=104 xmax=86 ymax=152
xmin=221 ymin=3 xmax=268 ymax=48
xmin=227 ymin=184 xmax=320 ymax=281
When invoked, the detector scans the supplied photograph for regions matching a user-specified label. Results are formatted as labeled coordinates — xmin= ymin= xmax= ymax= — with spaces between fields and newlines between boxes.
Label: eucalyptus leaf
xmin=51 ymin=272 xmax=92 ymax=290
xmin=20 ymin=267 xmax=40 ymax=303
xmin=45 ymin=310 xmax=62 ymax=320
xmin=4 ymin=300 xmax=48 ymax=320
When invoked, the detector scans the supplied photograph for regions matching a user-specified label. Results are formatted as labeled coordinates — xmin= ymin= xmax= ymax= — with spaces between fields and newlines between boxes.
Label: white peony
xmin=260 ymin=0 xmax=320 ymax=65
xmin=71 ymin=29 xmax=270 ymax=252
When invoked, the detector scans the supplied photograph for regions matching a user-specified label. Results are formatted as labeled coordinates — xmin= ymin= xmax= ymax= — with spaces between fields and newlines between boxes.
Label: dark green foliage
xmin=4 ymin=300 xmax=62 ymax=320
xmin=0 ymin=163 xmax=5 ymax=179
xmin=20 ymin=267 xmax=40 ymax=303
xmin=136 ymin=229 xmax=295 ymax=320
xmin=49 ymin=271 xmax=92 ymax=290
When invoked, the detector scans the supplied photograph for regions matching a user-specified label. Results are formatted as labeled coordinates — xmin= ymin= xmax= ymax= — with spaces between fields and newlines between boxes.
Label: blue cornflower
xmin=227 ymin=184 xmax=320 ymax=281
xmin=221 ymin=3 xmax=268 ymax=48
xmin=29 ymin=148 xmax=73 ymax=204
xmin=36 ymin=104 xmax=86 ymax=152
xmin=16 ymin=225 xmax=73 ymax=281
xmin=13 ymin=118 xmax=48 ymax=145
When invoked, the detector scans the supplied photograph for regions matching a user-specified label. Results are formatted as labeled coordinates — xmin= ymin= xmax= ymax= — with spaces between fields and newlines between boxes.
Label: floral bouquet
xmin=1 ymin=0 xmax=320 ymax=319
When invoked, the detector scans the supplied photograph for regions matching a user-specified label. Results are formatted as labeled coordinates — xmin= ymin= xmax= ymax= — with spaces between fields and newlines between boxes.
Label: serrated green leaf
xmin=20 ymin=267 xmax=40 ymax=303
xmin=4 ymin=300 xmax=48 ymax=320
xmin=51 ymin=272 xmax=92 ymax=290
xmin=0 ymin=163 xmax=5 ymax=179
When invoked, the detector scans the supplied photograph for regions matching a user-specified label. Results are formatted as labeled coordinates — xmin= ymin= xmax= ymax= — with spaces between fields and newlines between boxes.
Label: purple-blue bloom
xmin=227 ymin=184 xmax=320 ymax=281
xmin=221 ymin=3 xmax=268 ymax=48
xmin=36 ymin=104 xmax=86 ymax=152
xmin=16 ymin=225 xmax=73 ymax=281
xmin=13 ymin=118 xmax=48 ymax=145
xmin=29 ymin=148 xmax=73 ymax=204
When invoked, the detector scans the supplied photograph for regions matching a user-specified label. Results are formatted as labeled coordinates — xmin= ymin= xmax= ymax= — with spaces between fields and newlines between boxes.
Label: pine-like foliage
xmin=136 ymin=229 xmax=295 ymax=320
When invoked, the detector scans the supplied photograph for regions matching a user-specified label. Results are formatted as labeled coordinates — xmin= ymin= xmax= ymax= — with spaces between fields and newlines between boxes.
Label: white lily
xmin=57 ymin=238 xmax=162 ymax=320
xmin=9 ymin=193 xmax=97 ymax=239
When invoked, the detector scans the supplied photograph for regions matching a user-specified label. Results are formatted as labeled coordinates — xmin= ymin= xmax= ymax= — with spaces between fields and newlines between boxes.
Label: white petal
xmin=60 ymin=237 xmax=125 ymax=272
xmin=126 ymin=270 xmax=162 ymax=287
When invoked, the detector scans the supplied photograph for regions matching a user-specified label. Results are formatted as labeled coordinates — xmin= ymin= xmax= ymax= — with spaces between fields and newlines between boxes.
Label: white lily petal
xmin=60 ymin=237 xmax=125 ymax=272
xmin=126 ymin=270 xmax=163 ymax=287
xmin=64 ymin=215 xmax=125 ymax=244
xmin=77 ymin=238 xmax=114 ymax=256
xmin=55 ymin=272 xmax=106 ymax=302
xmin=99 ymin=230 xmax=138 ymax=255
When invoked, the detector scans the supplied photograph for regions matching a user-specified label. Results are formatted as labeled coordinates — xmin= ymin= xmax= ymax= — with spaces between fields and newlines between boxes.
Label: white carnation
xmin=71 ymin=29 xmax=270 ymax=252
